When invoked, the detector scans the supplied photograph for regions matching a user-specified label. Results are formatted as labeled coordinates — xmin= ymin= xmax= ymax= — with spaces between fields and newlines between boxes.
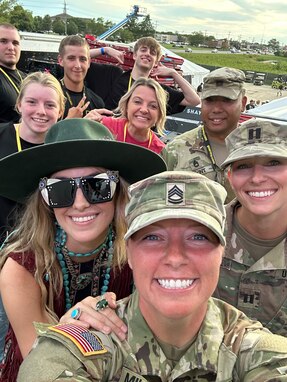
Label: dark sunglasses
xmin=39 ymin=171 xmax=119 ymax=208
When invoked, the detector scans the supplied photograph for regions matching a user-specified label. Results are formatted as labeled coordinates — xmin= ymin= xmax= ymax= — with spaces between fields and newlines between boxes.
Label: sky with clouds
xmin=20 ymin=0 xmax=287 ymax=45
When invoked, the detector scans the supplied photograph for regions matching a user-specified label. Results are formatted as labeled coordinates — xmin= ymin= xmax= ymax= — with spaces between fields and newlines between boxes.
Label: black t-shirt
xmin=60 ymin=82 xmax=105 ymax=119
xmin=85 ymin=62 xmax=123 ymax=106
xmin=106 ymin=70 xmax=185 ymax=115
xmin=0 ymin=122 xmax=40 ymax=244
xmin=0 ymin=65 xmax=26 ymax=123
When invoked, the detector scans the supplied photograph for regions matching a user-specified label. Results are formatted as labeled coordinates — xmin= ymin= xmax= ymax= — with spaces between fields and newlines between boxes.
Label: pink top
xmin=102 ymin=117 xmax=165 ymax=154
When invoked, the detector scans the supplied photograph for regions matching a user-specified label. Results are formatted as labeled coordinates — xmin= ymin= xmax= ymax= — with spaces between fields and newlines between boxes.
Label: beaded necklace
xmin=54 ymin=224 xmax=114 ymax=310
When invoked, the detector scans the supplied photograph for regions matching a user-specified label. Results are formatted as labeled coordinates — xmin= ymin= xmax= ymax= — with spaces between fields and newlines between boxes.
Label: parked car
xmin=245 ymin=70 xmax=255 ymax=83
xmin=211 ymin=49 xmax=218 ymax=53
xmin=185 ymin=47 xmax=192 ymax=52
xmin=253 ymin=72 xmax=266 ymax=86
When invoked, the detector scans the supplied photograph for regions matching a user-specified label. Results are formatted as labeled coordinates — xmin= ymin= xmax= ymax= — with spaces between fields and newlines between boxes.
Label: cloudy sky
xmin=20 ymin=0 xmax=287 ymax=45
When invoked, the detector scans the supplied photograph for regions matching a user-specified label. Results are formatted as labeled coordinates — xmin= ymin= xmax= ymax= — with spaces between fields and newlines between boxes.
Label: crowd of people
xmin=0 ymin=21 xmax=287 ymax=382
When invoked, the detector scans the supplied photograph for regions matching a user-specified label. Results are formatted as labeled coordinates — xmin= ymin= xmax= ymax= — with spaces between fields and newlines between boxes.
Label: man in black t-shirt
xmin=0 ymin=23 xmax=26 ymax=123
xmin=58 ymin=35 xmax=107 ymax=119
xmin=105 ymin=37 xmax=200 ymax=114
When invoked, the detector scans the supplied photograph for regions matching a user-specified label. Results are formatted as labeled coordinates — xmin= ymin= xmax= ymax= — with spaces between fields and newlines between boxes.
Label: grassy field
xmin=162 ymin=44 xmax=287 ymax=75
xmin=181 ymin=52 xmax=287 ymax=75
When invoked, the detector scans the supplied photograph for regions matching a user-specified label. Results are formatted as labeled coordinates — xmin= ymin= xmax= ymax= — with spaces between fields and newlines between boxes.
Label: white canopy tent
xmin=160 ymin=46 xmax=210 ymax=88
xmin=247 ymin=97 xmax=287 ymax=122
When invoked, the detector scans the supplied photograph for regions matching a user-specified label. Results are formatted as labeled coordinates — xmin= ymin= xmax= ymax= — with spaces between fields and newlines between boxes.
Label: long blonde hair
xmin=118 ymin=77 xmax=168 ymax=136
xmin=0 ymin=172 xmax=129 ymax=320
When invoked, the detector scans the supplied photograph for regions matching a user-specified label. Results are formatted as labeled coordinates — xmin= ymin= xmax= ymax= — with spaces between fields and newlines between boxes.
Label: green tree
xmin=0 ymin=0 xmax=17 ymax=22
xmin=117 ymin=28 xmax=134 ymax=43
xmin=187 ymin=32 xmax=205 ymax=46
xmin=33 ymin=16 xmax=43 ymax=32
xmin=67 ymin=19 xmax=78 ymax=35
xmin=268 ymin=38 xmax=280 ymax=51
xmin=124 ymin=17 xmax=140 ymax=40
xmin=52 ymin=18 xmax=65 ymax=35
xmin=42 ymin=15 xmax=52 ymax=32
xmin=72 ymin=17 xmax=86 ymax=34
xmin=10 ymin=5 xmax=34 ymax=31
xmin=137 ymin=15 xmax=155 ymax=38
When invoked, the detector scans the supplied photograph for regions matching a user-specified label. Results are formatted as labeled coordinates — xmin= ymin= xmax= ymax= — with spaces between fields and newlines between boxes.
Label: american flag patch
xmin=49 ymin=324 xmax=108 ymax=356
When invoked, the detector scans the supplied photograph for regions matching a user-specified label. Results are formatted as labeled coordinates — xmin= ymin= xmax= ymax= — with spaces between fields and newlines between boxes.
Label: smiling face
xmin=201 ymin=94 xmax=247 ymax=140
xmin=229 ymin=157 xmax=287 ymax=218
xmin=127 ymin=85 xmax=160 ymax=137
xmin=58 ymin=44 xmax=90 ymax=89
xmin=52 ymin=167 xmax=115 ymax=253
xmin=133 ymin=45 xmax=158 ymax=73
xmin=0 ymin=26 xmax=20 ymax=69
xmin=127 ymin=219 xmax=223 ymax=324
xmin=17 ymin=83 xmax=61 ymax=143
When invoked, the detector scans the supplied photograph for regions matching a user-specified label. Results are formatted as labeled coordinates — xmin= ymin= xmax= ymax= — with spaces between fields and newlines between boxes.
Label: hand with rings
xmin=59 ymin=292 xmax=127 ymax=341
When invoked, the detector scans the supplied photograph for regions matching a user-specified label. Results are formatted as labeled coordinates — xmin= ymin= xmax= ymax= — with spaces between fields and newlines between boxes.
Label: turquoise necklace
xmin=54 ymin=224 xmax=114 ymax=310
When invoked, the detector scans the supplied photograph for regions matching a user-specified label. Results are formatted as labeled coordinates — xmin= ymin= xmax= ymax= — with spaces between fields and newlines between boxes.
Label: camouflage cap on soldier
xmin=124 ymin=171 xmax=227 ymax=245
xmin=221 ymin=119 xmax=287 ymax=168
xmin=201 ymin=67 xmax=246 ymax=100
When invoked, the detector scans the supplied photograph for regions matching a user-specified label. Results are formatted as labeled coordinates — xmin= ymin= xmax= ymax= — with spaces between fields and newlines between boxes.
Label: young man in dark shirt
xmin=58 ymin=35 xmax=106 ymax=119
xmin=0 ymin=23 xmax=26 ymax=123
xmin=105 ymin=37 xmax=200 ymax=114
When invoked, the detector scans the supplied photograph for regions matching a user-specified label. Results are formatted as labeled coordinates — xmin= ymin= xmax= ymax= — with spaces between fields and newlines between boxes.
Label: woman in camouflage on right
xmin=214 ymin=118 xmax=287 ymax=336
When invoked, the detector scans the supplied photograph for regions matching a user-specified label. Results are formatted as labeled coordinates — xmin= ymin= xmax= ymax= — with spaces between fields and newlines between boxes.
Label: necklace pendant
xmin=71 ymin=272 xmax=92 ymax=290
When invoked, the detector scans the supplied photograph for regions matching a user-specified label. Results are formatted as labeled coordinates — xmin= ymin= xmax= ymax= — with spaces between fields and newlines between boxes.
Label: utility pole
xmin=64 ymin=0 xmax=67 ymax=36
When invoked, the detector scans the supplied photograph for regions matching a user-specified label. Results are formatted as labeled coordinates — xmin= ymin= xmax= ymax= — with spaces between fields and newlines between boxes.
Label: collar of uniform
xmin=126 ymin=291 xmax=223 ymax=378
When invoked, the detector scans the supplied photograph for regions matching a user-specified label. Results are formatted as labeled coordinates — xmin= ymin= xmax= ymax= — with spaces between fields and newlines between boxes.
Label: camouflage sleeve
xmin=17 ymin=336 xmax=97 ymax=381
xmin=17 ymin=323 xmax=112 ymax=382
xmin=162 ymin=140 xmax=179 ymax=170
xmin=237 ymin=331 xmax=287 ymax=381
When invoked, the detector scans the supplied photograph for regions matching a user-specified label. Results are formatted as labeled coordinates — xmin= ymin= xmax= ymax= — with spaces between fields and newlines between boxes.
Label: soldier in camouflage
xmin=214 ymin=118 xmax=287 ymax=336
xmin=163 ymin=67 xmax=247 ymax=202
xmin=18 ymin=171 xmax=287 ymax=381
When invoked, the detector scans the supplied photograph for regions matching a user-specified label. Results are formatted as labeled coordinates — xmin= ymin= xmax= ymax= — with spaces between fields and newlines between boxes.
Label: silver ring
xmin=95 ymin=298 xmax=109 ymax=312
xmin=71 ymin=308 xmax=81 ymax=320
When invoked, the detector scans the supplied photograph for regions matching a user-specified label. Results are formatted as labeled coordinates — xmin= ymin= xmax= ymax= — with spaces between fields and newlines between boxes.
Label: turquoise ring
xmin=71 ymin=308 xmax=81 ymax=320
xmin=95 ymin=298 xmax=109 ymax=311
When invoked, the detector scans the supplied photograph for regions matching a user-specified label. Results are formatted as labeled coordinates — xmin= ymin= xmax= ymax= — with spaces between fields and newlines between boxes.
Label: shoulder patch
xmin=49 ymin=323 xmax=108 ymax=356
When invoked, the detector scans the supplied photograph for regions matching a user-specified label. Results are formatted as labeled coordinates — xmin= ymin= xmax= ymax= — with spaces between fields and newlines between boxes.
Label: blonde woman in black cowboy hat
xmin=0 ymin=118 xmax=166 ymax=381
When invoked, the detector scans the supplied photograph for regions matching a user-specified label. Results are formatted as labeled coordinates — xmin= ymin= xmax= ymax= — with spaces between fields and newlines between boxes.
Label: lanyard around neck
xmin=124 ymin=122 xmax=152 ymax=149
xmin=201 ymin=126 xmax=216 ymax=166
xmin=15 ymin=124 xmax=22 ymax=152
xmin=128 ymin=73 xmax=133 ymax=91
xmin=0 ymin=67 xmax=22 ymax=93
xmin=60 ymin=78 xmax=86 ymax=107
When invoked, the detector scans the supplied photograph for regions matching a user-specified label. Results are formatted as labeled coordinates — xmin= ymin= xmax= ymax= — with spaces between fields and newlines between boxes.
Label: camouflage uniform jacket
xmin=162 ymin=125 xmax=235 ymax=202
xmin=214 ymin=199 xmax=287 ymax=336
xmin=18 ymin=291 xmax=287 ymax=381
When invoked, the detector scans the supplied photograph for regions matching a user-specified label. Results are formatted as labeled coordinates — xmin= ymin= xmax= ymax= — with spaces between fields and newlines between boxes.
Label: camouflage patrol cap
xmin=124 ymin=171 xmax=227 ymax=245
xmin=221 ymin=119 xmax=287 ymax=168
xmin=201 ymin=67 xmax=246 ymax=100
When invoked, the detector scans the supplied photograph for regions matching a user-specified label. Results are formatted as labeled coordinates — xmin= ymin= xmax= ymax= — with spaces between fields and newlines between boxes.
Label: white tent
xmin=246 ymin=97 xmax=287 ymax=122
xmin=160 ymin=46 xmax=210 ymax=88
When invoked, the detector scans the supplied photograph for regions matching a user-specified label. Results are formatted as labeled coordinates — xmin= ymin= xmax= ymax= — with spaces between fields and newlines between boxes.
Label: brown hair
xmin=58 ymin=35 xmax=89 ymax=57
xmin=133 ymin=37 xmax=162 ymax=62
